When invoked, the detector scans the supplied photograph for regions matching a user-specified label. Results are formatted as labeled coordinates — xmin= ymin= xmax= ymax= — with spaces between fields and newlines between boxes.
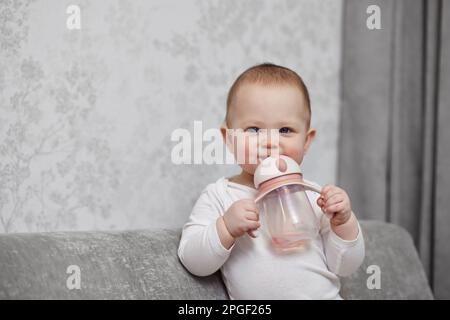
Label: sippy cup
xmin=254 ymin=155 xmax=322 ymax=251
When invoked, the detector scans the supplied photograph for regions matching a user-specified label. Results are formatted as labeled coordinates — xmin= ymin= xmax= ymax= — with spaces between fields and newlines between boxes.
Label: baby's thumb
xmin=247 ymin=229 xmax=260 ymax=238
xmin=317 ymin=197 xmax=324 ymax=207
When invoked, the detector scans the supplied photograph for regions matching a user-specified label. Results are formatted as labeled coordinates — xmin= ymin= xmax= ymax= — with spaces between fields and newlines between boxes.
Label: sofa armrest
xmin=339 ymin=220 xmax=433 ymax=299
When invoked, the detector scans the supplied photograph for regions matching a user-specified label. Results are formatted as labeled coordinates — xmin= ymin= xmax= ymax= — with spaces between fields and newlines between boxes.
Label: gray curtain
xmin=339 ymin=0 xmax=450 ymax=298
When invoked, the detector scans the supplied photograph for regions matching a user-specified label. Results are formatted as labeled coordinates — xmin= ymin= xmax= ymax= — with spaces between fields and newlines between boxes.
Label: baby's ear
xmin=220 ymin=122 xmax=227 ymax=139
xmin=220 ymin=122 xmax=234 ymax=154
xmin=304 ymin=128 xmax=316 ymax=153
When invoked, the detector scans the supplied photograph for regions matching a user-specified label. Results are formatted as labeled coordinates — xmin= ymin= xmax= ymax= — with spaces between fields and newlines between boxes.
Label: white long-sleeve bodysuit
xmin=178 ymin=177 xmax=365 ymax=299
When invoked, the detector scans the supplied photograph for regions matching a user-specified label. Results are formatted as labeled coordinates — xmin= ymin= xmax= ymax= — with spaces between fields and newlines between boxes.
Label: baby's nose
xmin=258 ymin=144 xmax=281 ymax=159
xmin=258 ymin=129 xmax=280 ymax=148
xmin=262 ymin=140 xmax=275 ymax=149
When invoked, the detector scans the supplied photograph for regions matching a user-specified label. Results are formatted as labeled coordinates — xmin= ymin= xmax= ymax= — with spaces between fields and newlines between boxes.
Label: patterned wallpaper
xmin=0 ymin=0 xmax=343 ymax=233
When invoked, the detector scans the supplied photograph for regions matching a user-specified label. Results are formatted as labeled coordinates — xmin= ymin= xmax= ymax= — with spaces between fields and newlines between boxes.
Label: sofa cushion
xmin=0 ymin=220 xmax=433 ymax=299
xmin=0 ymin=229 xmax=227 ymax=299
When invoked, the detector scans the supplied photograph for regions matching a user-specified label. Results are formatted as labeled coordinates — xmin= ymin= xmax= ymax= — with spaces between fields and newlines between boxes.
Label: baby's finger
xmin=247 ymin=221 xmax=261 ymax=231
xmin=321 ymin=188 xmax=335 ymax=200
xmin=247 ymin=229 xmax=259 ymax=238
xmin=243 ymin=200 xmax=259 ymax=213
xmin=246 ymin=211 xmax=259 ymax=221
xmin=325 ymin=193 xmax=343 ymax=206
xmin=321 ymin=184 xmax=334 ymax=195
xmin=317 ymin=197 xmax=325 ymax=207
xmin=323 ymin=189 xmax=341 ymax=202
xmin=324 ymin=201 xmax=344 ymax=214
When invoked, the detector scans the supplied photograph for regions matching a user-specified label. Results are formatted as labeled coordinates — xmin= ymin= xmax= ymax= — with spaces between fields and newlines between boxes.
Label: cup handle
xmin=301 ymin=182 xmax=322 ymax=194
xmin=301 ymin=183 xmax=334 ymax=219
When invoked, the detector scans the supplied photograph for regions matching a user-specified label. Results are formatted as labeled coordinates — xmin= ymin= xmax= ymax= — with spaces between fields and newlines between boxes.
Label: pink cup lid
xmin=253 ymin=156 xmax=322 ymax=202
xmin=254 ymin=173 xmax=322 ymax=202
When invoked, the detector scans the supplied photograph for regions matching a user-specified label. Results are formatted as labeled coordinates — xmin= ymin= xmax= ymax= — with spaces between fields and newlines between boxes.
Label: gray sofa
xmin=0 ymin=220 xmax=433 ymax=299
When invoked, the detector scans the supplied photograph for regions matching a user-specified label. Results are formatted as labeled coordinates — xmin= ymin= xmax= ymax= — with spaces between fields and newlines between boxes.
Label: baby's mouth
xmin=257 ymin=153 xmax=281 ymax=164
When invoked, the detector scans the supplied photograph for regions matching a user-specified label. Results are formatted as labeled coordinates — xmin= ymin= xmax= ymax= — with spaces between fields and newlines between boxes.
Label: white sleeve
xmin=178 ymin=185 xmax=234 ymax=277
xmin=306 ymin=186 xmax=365 ymax=278
xmin=319 ymin=214 xmax=365 ymax=277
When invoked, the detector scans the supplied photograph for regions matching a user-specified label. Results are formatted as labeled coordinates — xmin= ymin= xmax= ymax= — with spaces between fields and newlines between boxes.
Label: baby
xmin=178 ymin=63 xmax=365 ymax=299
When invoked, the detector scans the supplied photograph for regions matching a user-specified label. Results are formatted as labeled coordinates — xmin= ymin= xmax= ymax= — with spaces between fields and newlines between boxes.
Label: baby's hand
xmin=317 ymin=185 xmax=352 ymax=226
xmin=223 ymin=199 xmax=260 ymax=239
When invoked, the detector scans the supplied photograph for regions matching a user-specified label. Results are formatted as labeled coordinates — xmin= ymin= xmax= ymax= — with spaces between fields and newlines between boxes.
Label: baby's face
xmin=224 ymin=83 xmax=316 ymax=175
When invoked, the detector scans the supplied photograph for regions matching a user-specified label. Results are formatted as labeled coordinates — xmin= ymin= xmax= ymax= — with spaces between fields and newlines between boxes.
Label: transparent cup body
xmin=258 ymin=184 xmax=319 ymax=251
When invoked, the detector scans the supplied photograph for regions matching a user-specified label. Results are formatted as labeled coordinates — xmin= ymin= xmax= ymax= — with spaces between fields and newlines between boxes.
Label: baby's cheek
xmin=278 ymin=138 xmax=301 ymax=160
xmin=284 ymin=149 xmax=305 ymax=165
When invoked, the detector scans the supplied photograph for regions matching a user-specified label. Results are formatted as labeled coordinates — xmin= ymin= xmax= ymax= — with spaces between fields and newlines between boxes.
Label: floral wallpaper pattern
xmin=0 ymin=0 xmax=343 ymax=233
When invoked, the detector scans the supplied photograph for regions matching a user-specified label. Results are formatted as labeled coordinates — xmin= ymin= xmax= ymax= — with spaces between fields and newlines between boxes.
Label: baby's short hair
xmin=225 ymin=63 xmax=311 ymax=128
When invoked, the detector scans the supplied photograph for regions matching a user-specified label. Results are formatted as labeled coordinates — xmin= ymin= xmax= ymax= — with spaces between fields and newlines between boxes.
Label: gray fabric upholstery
xmin=340 ymin=221 xmax=433 ymax=299
xmin=0 ymin=220 xmax=433 ymax=299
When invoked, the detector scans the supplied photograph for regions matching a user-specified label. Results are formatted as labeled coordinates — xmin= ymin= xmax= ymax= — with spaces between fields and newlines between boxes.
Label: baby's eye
xmin=245 ymin=127 xmax=260 ymax=134
xmin=279 ymin=127 xmax=293 ymax=134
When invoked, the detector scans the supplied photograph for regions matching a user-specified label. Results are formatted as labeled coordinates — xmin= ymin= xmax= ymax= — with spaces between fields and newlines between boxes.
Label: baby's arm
xmin=315 ymin=185 xmax=365 ymax=276
xmin=178 ymin=183 xmax=260 ymax=277
xmin=320 ymin=212 xmax=365 ymax=277
xmin=178 ymin=186 xmax=232 ymax=277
